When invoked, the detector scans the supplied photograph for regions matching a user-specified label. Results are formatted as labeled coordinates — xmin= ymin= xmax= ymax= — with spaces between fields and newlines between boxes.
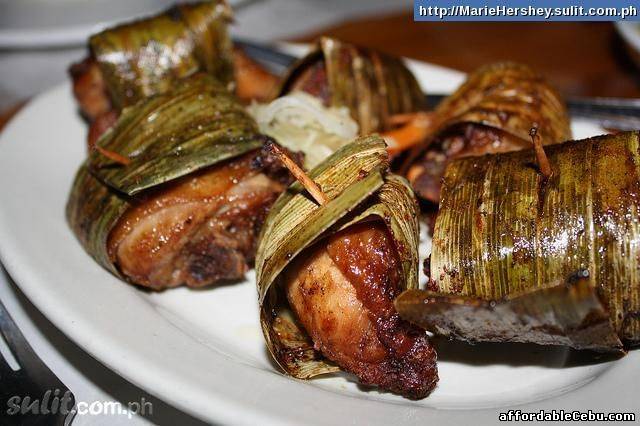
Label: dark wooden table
xmin=2 ymin=14 xmax=640 ymax=128
xmin=295 ymin=16 xmax=640 ymax=98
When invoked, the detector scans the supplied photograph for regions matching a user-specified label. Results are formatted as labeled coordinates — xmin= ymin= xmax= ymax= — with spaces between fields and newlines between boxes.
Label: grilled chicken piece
xmin=87 ymin=111 xmax=118 ymax=149
xmin=284 ymin=221 xmax=438 ymax=399
xmin=107 ymin=148 xmax=296 ymax=289
xmin=70 ymin=48 xmax=279 ymax=123
xmin=232 ymin=48 xmax=280 ymax=103
xmin=69 ymin=58 xmax=112 ymax=122
xmin=73 ymin=48 xmax=279 ymax=149
xmin=288 ymin=59 xmax=332 ymax=106
xmin=406 ymin=124 xmax=529 ymax=203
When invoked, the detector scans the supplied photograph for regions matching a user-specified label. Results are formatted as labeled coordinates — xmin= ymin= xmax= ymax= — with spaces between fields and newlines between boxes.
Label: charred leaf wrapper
xmin=397 ymin=131 xmax=640 ymax=352
xmin=404 ymin=62 xmax=572 ymax=203
xmin=89 ymin=0 xmax=234 ymax=110
xmin=279 ymin=37 xmax=425 ymax=135
xmin=66 ymin=74 xmax=266 ymax=280
xmin=256 ymin=136 xmax=421 ymax=377
xmin=430 ymin=62 xmax=571 ymax=145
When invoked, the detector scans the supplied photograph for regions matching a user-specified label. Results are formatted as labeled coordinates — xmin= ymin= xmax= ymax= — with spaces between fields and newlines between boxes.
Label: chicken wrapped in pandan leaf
xmin=396 ymin=131 xmax=640 ymax=352
xmin=278 ymin=37 xmax=425 ymax=136
xmin=248 ymin=37 xmax=425 ymax=168
xmin=402 ymin=62 xmax=571 ymax=204
xmin=70 ymin=0 xmax=279 ymax=146
xmin=66 ymin=74 xmax=299 ymax=289
xmin=256 ymin=136 xmax=438 ymax=399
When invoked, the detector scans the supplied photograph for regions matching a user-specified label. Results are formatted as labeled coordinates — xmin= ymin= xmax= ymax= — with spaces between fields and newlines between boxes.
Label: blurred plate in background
xmin=0 ymin=0 xmax=251 ymax=111
xmin=0 ymin=0 xmax=177 ymax=48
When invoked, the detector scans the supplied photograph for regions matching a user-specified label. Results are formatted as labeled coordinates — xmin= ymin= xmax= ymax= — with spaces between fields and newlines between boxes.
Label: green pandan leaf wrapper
xmin=67 ymin=74 xmax=266 ymax=279
xmin=397 ymin=131 xmax=640 ymax=352
xmin=279 ymin=37 xmax=425 ymax=134
xmin=90 ymin=0 xmax=234 ymax=110
xmin=255 ymin=136 xmax=421 ymax=377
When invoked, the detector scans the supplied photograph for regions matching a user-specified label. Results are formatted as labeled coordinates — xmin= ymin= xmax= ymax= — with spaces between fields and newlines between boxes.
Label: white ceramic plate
xmin=0 ymin=56 xmax=638 ymax=425
xmin=0 ymin=0 xmax=251 ymax=49
xmin=0 ymin=0 xmax=196 ymax=49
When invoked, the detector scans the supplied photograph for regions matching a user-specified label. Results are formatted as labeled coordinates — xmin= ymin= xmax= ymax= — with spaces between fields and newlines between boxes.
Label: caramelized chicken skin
xmin=284 ymin=221 xmax=438 ymax=399
xmin=108 ymin=147 xmax=297 ymax=289
xmin=232 ymin=48 xmax=280 ymax=103
xmin=69 ymin=58 xmax=112 ymax=122
xmin=407 ymin=123 xmax=529 ymax=203
xmin=87 ymin=111 xmax=118 ymax=149
xmin=288 ymin=59 xmax=332 ymax=106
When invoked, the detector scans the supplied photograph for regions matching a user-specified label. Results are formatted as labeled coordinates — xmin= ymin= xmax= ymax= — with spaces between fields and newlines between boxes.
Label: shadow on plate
xmin=432 ymin=336 xmax=624 ymax=368
xmin=131 ymin=275 xmax=248 ymax=294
